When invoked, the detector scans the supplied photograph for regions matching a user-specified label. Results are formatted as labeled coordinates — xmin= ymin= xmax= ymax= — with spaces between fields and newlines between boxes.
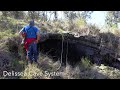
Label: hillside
xmin=1 ymin=12 xmax=120 ymax=79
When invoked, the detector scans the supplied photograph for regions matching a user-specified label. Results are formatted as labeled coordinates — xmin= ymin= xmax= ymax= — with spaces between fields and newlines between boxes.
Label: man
xmin=19 ymin=20 xmax=40 ymax=64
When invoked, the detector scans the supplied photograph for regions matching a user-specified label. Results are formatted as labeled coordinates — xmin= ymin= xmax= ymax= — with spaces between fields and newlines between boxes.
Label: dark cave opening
xmin=37 ymin=33 xmax=120 ymax=69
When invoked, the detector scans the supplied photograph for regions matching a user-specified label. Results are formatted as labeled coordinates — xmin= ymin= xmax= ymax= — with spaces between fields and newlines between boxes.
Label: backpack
xmin=21 ymin=26 xmax=36 ymax=45
xmin=25 ymin=26 xmax=36 ymax=38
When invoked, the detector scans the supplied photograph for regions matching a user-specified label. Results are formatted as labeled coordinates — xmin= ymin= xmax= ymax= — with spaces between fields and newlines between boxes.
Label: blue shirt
xmin=19 ymin=25 xmax=39 ymax=38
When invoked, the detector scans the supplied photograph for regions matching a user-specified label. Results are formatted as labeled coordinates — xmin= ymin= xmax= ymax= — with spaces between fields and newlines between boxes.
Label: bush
xmin=5 ymin=35 xmax=21 ymax=57
xmin=74 ymin=18 xmax=86 ymax=26
xmin=0 ymin=29 xmax=14 ymax=39
xmin=87 ymin=24 xmax=100 ymax=36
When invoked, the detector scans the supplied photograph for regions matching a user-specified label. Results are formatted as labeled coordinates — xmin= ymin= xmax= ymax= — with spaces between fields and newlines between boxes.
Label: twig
xmin=56 ymin=34 xmax=64 ymax=71
xmin=66 ymin=38 xmax=68 ymax=66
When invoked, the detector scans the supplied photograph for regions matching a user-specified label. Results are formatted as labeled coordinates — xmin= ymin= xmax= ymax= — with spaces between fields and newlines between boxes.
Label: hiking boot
xmin=34 ymin=60 xmax=40 ymax=66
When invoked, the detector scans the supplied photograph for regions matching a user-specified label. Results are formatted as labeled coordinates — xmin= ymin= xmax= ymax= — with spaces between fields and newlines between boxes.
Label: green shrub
xmin=74 ymin=18 xmax=86 ymax=26
xmin=0 ymin=29 xmax=14 ymax=39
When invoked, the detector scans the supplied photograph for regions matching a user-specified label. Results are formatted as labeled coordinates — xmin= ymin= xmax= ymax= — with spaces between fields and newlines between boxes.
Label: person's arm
xmin=36 ymin=29 xmax=40 ymax=43
xmin=19 ymin=27 xmax=26 ymax=38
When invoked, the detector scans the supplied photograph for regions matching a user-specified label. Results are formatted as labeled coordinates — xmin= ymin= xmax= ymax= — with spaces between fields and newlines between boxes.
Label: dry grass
xmin=110 ymin=29 xmax=120 ymax=36
xmin=1 ymin=35 xmax=120 ymax=79
xmin=1 ymin=36 xmax=120 ymax=79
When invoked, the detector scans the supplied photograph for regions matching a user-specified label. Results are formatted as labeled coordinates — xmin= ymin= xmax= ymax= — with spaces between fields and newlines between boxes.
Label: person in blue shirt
xmin=19 ymin=20 xmax=40 ymax=64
